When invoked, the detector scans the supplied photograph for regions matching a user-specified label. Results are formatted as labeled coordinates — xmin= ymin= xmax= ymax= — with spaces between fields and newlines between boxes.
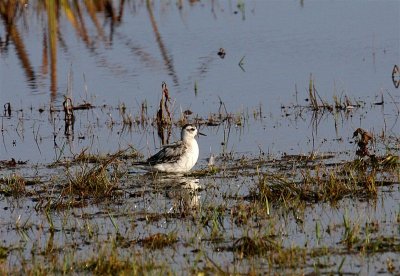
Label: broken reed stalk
xmin=63 ymin=96 xmax=74 ymax=120
xmin=63 ymin=96 xmax=74 ymax=136
xmin=156 ymin=82 xmax=173 ymax=144
xmin=141 ymin=100 xmax=148 ymax=125
xmin=156 ymin=82 xmax=172 ymax=126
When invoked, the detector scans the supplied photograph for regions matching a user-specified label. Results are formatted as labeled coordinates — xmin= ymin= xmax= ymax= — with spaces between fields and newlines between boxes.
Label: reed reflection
xmin=1 ymin=0 xmax=201 ymax=104
xmin=0 ymin=0 xmax=127 ymax=102
xmin=146 ymin=0 xmax=179 ymax=87
xmin=0 ymin=1 xmax=36 ymax=89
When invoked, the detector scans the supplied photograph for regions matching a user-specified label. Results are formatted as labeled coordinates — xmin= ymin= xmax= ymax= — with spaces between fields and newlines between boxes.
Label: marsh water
xmin=0 ymin=1 xmax=399 ymax=274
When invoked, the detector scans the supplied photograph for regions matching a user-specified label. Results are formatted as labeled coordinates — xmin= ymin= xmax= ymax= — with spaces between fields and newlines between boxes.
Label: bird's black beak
xmin=198 ymin=132 xmax=206 ymax=136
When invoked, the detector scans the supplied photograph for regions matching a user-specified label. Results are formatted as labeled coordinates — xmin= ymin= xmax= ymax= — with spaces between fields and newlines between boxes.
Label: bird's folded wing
xmin=146 ymin=141 xmax=187 ymax=165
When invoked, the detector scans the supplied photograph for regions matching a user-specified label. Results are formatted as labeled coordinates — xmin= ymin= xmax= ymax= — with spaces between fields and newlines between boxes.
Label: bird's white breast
xmin=154 ymin=139 xmax=199 ymax=173
xmin=185 ymin=139 xmax=199 ymax=169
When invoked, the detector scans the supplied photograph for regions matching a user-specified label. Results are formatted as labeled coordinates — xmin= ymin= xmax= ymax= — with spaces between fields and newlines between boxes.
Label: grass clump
xmin=231 ymin=235 xmax=278 ymax=258
xmin=82 ymin=252 xmax=171 ymax=276
xmin=230 ymin=202 xmax=271 ymax=226
xmin=357 ymin=236 xmax=400 ymax=253
xmin=250 ymin=150 xmax=399 ymax=222
xmin=65 ymin=154 xmax=124 ymax=199
xmin=255 ymin=158 xmax=399 ymax=206
xmin=0 ymin=173 xmax=26 ymax=197
xmin=138 ymin=232 xmax=178 ymax=250
xmin=78 ymin=237 xmax=173 ymax=275
xmin=83 ymin=254 xmax=130 ymax=275
xmin=66 ymin=164 xmax=118 ymax=198
xmin=83 ymin=252 xmax=148 ymax=275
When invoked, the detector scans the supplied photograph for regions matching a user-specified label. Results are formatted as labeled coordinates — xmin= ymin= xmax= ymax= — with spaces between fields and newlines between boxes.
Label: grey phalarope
xmin=135 ymin=124 xmax=205 ymax=173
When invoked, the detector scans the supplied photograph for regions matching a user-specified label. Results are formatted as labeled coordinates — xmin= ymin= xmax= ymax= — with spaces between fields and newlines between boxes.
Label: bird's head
xmin=181 ymin=124 xmax=206 ymax=141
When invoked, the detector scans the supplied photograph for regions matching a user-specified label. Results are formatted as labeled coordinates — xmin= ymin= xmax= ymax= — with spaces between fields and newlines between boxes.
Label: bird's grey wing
xmin=146 ymin=141 xmax=187 ymax=165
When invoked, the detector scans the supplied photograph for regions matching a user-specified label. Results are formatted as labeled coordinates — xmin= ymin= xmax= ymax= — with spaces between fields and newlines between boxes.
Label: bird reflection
xmin=150 ymin=176 xmax=201 ymax=214
xmin=171 ymin=177 xmax=201 ymax=212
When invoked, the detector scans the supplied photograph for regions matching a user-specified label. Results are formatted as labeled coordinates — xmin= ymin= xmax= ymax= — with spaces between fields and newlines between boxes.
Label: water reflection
xmin=151 ymin=175 xmax=201 ymax=213
xmin=168 ymin=177 xmax=201 ymax=212
xmin=0 ymin=1 xmax=36 ymax=89
xmin=0 ymin=0 xmax=135 ymax=101
xmin=146 ymin=1 xmax=179 ymax=87
xmin=0 ymin=0 xmax=187 ymax=102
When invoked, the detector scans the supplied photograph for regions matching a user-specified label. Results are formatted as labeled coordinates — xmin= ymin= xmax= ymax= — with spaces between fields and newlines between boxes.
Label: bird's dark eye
xmin=189 ymin=128 xmax=195 ymax=131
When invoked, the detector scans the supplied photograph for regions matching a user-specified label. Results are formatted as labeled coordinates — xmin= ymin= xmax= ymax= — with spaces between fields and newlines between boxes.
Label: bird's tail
xmin=132 ymin=161 xmax=148 ymax=166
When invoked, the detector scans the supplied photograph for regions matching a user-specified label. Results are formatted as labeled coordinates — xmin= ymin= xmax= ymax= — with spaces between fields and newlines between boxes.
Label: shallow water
xmin=1 ymin=0 xmax=399 ymax=163
xmin=0 ymin=1 xmax=399 ymax=274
